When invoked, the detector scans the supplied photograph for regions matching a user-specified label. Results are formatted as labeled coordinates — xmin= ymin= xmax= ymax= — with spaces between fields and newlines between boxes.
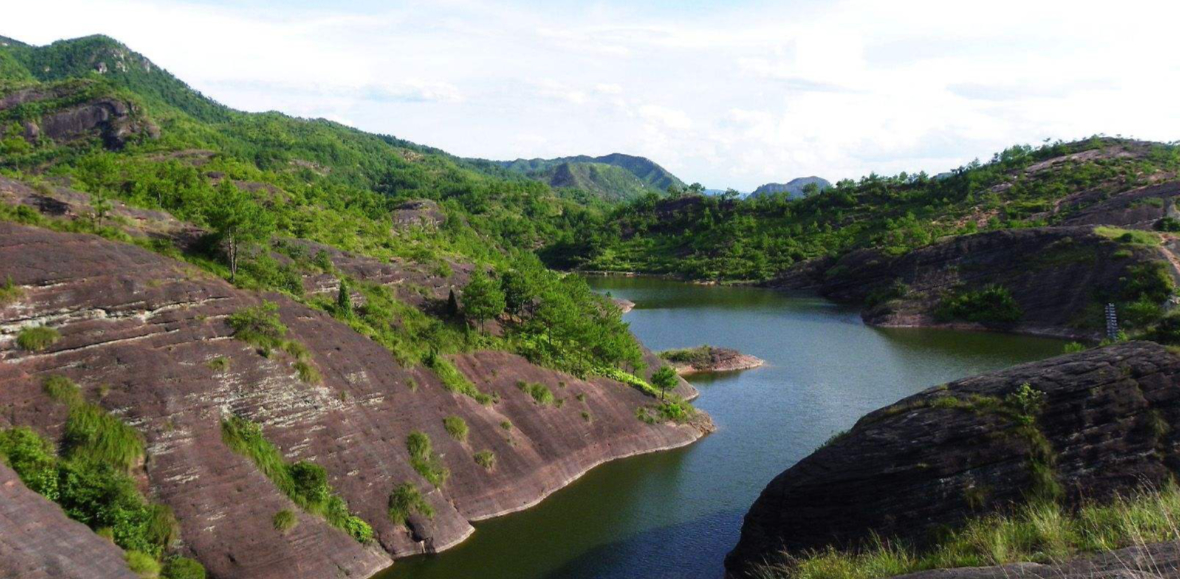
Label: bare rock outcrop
xmin=0 ymin=222 xmax=708 ymax=578
xmin=660 ymin=345 xmax=765 ymax=375
xmin=0 ymin=463 xmax=138 ymax=579
xmin=726 ymin=342 xmax=1180 ymax=577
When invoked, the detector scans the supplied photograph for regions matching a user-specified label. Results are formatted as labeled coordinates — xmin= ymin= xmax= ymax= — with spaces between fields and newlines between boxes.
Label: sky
xmin=5 ymin=0 xmax=1179 ymax=190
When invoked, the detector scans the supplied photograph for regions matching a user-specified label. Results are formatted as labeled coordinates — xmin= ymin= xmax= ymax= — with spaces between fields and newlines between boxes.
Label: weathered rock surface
xmin=0 ymin=222 xmax=709 ymax=579
xmin=0 ymin=463 xmax=138 ymax=579
xmin=726 ymin=342 xmax=1180 ymax=577
xmin=895 ymin=541 xmax=1180 ymax=579
xmin=770 ymin=227 xmax=1173 ymax=339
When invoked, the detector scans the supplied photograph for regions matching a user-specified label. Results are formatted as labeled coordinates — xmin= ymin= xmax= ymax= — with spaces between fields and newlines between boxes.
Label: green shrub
xmin=1120 ymin=262 xmax=1175 ymax=304
xmin=443 ymin=416 xmax=468 ymax=442
xmin=1063 ymin=342 xmax=1087 ymax=353
xmin=516 ymin=381 xmax=555 ymax=405
xmin=272 ymin=509 xmax=298 ymax=532
xmin=935 ymin=286 xmax=1023 ymax=324
xmin=125 ymin=550 xmax=161 ymax=578
xmin=474 ymin=450 xmax=496 ymax=470
xmin=227 ymin=302 xmax=287 ymax=350
xmin=1149 ymin=315 xmax=1180 ymax=345
xmin=387 ymin=482 xmax=433 ymax=526
xmin=161 ymin=557 xmax=206 ymax=579
xmin=406 ymin=431 xmax=449 ymax=487
xmin=16 ymin=326 xmax=60 ymax=351
xmin=0 ymin=275 xmax=22 ymax=305
xmin=500 ymin=420 xmax=513 ymax=431
xmin=581 ymin=411 xmax=592 ymax=423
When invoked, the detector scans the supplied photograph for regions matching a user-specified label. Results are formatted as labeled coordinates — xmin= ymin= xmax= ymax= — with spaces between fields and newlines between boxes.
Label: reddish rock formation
xmin=726 ymin=342 xmax=1180 ymax=577
xmin=0 ymin=463 xmax=138 ymax=579
xmin=0 ymin=222 xmax=709 ymax=579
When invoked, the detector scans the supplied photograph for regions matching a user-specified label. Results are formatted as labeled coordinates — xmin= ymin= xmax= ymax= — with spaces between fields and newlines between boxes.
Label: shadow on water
xmin=539 ymin=510 xmax=744 ymax=579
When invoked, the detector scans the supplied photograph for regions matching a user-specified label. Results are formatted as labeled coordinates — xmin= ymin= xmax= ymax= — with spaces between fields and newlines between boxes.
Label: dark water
xmin=382 ymin=277 xmax=1067 ymax=579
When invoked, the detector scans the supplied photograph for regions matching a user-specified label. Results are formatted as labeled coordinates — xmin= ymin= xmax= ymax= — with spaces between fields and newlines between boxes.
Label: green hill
xmin=491 ymin=153 xmax=685 ymax=202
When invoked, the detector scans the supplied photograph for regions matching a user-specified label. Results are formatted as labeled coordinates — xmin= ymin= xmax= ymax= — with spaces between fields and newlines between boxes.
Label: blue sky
xmin=7 ymin=0 xmax=1177 ymax=190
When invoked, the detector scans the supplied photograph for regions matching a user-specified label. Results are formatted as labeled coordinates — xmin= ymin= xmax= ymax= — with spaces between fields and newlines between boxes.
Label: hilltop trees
xmin=207 ymin=180 xmax=275 ymax=282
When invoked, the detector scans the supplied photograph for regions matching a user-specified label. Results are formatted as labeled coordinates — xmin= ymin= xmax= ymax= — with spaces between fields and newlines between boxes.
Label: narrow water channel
xmin=382 ymin=277 xmax=1067 ymax=579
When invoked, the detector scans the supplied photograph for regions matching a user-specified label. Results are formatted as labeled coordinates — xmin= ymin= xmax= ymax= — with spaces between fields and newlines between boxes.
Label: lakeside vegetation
xmin=755 ymin=484 xmax=1180 ymax=579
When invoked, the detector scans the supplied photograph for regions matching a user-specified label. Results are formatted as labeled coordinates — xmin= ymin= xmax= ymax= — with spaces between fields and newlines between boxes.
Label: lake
xmin=381 ymin=277 xmax=1067 ymax=579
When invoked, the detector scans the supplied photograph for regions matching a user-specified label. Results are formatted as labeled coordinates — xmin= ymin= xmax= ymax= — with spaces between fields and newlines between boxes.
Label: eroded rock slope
xmin=0 ymin=222 xmax=707 ymax=579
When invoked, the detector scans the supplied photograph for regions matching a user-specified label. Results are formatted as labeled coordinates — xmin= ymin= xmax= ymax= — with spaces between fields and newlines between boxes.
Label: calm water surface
xmin=383 ymin=277 xmax=1066 ymax=579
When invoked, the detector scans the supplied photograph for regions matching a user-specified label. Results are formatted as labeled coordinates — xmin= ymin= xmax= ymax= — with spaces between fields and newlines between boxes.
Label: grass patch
xmin=16 ymin=325 xmax=60 ymax=351
xmin=126 ymin=550 xmax=161 ymax=578
xmin=659 ymin=346 xmax=714 ymax=368
xmin=406 ymin=431 xmax=449 ymax=488
xmin=161 ymin=557 xmax=206 ymax=579
xmin=227 ymin=301 xmax=287 ymax=351
xmin=272 ymin=509 xmax=298 ymax=533
xmin=220 ymin=416 xmax=373 ymax=543
xmin=0 ymin=275 xmax=22 ymax=305
xmin=42 ymin=375 xmax=144 ymax=472
xmin=581 ymin=411 xmax=592 ymax=423
xmin=293 ymin=360 xmax=321 ymax=384
xmin=1095 ymin=226 xmax=1161 ymax=246
xmin=500 ymin=420 xmax=513 ymax=431
xmin=387 ymin=482 xmax=434 ymax=526
xmin=206 ymin=356 xmax=230 ymax=372
xmin=443 ymin=415 xmax=468 ymax=443
xmin=755 ymin=484 xmax=1180 ymax=579
xmin=426 ymin=353 xmax=494 ymax=405
xmin=516 ymin=381 xmax=555 ymax=405
xmin=474 ymin=450 xmax=496 ymax=470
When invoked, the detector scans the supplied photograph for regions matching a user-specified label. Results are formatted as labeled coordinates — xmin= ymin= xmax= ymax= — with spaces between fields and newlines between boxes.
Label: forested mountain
xmin=489 ymin=152 xmax=685 ymax=202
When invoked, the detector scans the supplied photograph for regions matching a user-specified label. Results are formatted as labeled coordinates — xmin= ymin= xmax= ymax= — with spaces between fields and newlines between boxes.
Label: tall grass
xmin=42 ymin=375 xmax=144 ymax=471
xmin=443 ymin=415 xmax=469 ymax=442
xmin=426 ymin=353 xmax=494 ymax=405
xmin=755 ymin=484 xmax=1180 ymax=579
xmin=0 ymin=275 xmax=23 ymax=305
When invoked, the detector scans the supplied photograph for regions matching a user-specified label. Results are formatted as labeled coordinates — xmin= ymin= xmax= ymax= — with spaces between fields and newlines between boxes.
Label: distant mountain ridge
xmin=493 ymin=153 xmax=686 ymax=202
xmin=749 ymin=176 xmax=832 ymax=198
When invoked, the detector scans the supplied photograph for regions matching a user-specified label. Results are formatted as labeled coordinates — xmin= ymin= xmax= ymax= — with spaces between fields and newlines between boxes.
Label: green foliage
xmin=0 ymin=275 xmax=22 ymax=305
xmin=293 ymin=360 xmax=321 ymax=384
xmin=161 ymin=557 xmax=206 ymax=579
xmin=516 ymin=380 xmax=555 ymax=405
xmin=206 ymin=180 xmax=276 ymax=281
xmin=462 ymin=268 xmax=506 ymax=327
xmin=935 ymin=286 xmax=1023 ymax=324
xmin=755 ymin=484 xmax=1180 ymax=579
xmin=335 ymin=278 xmax=353 ymax=317
xmin=387 ymin=482 xmax=434 ymax=526
xmin=220 ymin=416 xmax=372 ymax=543
xmin=1155 ymin=217 xmax=1180 ymax=232
xmin=206 ymin=356 xmax=230 ymax=372
xmin=1095 ymin=226 xmax=1161 ymax=246
xmin=227 ymin=301 xmax=287 ymax=350
xmin=1063 ymin=342 xmax=1087 ymax=353
xmin=1119 ymin=262 xmax=1175 ymax=304
xmin=126 ymin=550 xmax=161 ymax=578
xmin=1005 ymin=383 xmax=1047 ymax=425
xmin=272 ymin=509 xmax=298 ymax=533
xmin=443 ymin=415 xmax=469 ymax=442
xmin=651 ymin=366 xmax=679 ymax=400
xmin=0 ymin=425 xmax=175 ymax=559
xmin=426 ymin=352 xmax=495 ymax=404
xmin=62 ymin=400 xmax=145 ymax=471
xmin=474 ymin=450 xmax=496 ymax=470
xmin=16 ymin=325 xmax=60 ymax=351
xmin=406 ymin=431 xmax=449 ymax=488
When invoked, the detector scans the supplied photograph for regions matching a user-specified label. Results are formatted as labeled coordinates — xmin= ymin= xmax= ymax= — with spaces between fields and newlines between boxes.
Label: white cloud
xmin=4 ymin=0 xmax=1180 ymax=189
